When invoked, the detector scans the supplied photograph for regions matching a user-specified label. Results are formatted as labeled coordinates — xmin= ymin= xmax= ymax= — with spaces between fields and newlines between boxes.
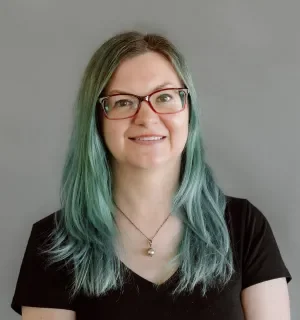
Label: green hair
xmin=45 ymin=30 xmax=235 ymax=298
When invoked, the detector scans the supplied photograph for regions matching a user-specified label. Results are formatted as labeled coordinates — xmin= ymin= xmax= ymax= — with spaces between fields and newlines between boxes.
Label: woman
xmin=11 ymin=31 xmax=292 ymax=319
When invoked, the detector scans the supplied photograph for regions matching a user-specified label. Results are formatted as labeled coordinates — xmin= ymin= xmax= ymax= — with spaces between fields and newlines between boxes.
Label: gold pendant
xmin=147 ymin=240 xmax=155 ymax=257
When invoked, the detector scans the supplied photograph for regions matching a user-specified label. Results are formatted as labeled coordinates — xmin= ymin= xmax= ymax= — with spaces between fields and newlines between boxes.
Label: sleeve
xmin=241 ymin=199 xmax=292 ymax=290
xmin=11 ymin=221 xmax=76 ymax=315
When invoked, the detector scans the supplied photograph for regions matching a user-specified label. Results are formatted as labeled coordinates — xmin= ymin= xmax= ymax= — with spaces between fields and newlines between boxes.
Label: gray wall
xmin=1 ymin=1 xmax=299 ymax=318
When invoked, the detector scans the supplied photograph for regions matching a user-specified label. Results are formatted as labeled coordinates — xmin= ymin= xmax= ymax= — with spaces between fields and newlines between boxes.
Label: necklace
xmin=115 ymin=204 xmax=171 ymax=257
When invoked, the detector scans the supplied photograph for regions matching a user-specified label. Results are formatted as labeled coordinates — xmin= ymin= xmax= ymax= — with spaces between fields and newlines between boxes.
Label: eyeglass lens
xmin=102 ymin=89 xmax=187 ymax=119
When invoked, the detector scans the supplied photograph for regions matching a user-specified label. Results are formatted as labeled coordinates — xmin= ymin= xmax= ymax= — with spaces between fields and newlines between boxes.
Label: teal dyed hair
xmin=45 ymin=31 xmax=235 ymax=298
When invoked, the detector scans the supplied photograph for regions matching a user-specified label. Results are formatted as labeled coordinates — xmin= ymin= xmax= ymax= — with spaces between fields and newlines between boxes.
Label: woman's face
xmin=102 ymin=51 xmax=189 ymax=170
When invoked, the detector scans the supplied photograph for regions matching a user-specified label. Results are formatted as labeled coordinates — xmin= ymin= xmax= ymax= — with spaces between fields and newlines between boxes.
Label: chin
xmin=130 ymin=160 xmax=166 ymax=170
xmin=128 ymin=155 xmax=179 ymax=170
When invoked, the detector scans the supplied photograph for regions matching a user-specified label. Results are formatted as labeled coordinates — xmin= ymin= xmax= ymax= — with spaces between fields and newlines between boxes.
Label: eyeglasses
xmin=98 ymin=87 xmax=189 ymax=120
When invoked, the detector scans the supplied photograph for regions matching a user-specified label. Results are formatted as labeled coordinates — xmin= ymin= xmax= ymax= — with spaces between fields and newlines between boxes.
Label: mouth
xmin=129 ymin=136 xmax=166 ymax=141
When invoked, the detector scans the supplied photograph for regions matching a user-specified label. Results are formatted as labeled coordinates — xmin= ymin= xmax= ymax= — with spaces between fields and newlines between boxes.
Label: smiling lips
xmin=129 ymin=135 xmax=166 ymax=141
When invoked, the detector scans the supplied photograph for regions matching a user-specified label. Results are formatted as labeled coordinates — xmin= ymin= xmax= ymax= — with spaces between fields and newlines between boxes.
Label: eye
xmin=115 ymin=99 xmax=133 ymax=107
xmin=157 ymin=94 xmax=173 ymax=103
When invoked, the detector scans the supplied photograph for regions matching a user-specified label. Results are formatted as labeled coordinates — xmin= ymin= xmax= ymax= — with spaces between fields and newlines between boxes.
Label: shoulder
xmin=33 ymin=210 xmax=60 ymax=231
xmin=224 ymin=195 xmax=291 ymax=288
xmin=22 ymin=211 xmax=64 ymax=262
xmin=11 ymin=210 xmax=76 ymax=315
xmin=224 ymin=195 xmax=268 ymax=265
xmin=225 ymin=195 xmax=267 ymax=230
xmin=225 ymin=195 xmax=251 ymax=216
xmin=30 ymin=211 xmax=61 ymax=243
xmin=224 ymin=195 xmax=273 ymax=246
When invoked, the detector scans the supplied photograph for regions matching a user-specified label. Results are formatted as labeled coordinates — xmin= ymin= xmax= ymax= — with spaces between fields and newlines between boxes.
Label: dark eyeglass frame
xmin=98 ymin=87 xmax=189 ymax=120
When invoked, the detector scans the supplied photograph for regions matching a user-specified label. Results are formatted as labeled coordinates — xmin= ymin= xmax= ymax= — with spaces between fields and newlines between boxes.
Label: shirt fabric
xmin=11 ymin=196 xmax=292 ymax=319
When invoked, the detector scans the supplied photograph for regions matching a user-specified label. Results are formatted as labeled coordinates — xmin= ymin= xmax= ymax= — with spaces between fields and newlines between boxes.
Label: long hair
xmin=45 ymin=31 xmax=235 ymax=298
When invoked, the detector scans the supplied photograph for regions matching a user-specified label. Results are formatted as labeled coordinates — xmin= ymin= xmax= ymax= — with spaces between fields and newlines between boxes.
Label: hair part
xmin=44 ymin=30 xmax=235 ymax=299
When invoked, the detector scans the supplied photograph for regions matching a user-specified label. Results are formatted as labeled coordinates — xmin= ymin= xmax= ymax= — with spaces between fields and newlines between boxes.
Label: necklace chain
xmin=114 ymin=204 xmax=171 ymax=248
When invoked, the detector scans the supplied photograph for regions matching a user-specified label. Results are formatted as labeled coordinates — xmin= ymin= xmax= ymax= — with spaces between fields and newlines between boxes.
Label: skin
xmin=241 ymin=278 xmax=291 ymax=319
xmin=22 ymin=307 xmax=75 ymax=319
xmin=104 ymin=51 xmax=188 ymax=287
xmin=103 ymin=51 xmax=189 ymax=171
xmin=22 ymin=51 xmax=291 ymax=319
xmin=103 ymin=51 xmax=189 ymax=223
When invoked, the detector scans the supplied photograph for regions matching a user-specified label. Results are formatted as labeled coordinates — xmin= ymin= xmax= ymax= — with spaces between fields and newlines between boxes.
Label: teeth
xmin=135 ymin=136 xmax=163 ymax=141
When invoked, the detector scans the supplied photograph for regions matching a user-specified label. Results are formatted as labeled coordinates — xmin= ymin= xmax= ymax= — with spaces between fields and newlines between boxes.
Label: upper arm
xmin=241 ymin=278 xmax=290 ymax=320
xmin=22 ymin=306 xmax=75 ymax=320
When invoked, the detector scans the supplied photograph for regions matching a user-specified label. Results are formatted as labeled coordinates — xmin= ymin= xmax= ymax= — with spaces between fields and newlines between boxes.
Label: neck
xmin=112 ymin=161 xmax=181 ymax=223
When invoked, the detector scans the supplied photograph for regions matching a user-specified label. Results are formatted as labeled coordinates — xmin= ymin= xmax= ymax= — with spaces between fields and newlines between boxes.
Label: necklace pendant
xmin=147 ymin=247 xmax=155 ymax=257
xmin=147 ymin=240 xmax=155 ymax=257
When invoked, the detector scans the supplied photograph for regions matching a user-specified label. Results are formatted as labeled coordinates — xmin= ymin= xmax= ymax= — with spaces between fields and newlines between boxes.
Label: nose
xmin=133 ymin=100 xmax=160 ymax=125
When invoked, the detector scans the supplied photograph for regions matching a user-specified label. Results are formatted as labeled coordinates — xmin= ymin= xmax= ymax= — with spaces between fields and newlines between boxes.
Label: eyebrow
xmin=107 ymin=82 xmax=177 ymax=95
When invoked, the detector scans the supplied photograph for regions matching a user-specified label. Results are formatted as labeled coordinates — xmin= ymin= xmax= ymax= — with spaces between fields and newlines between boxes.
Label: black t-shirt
xmin=11 ymin=196 xmax=292 ymax=319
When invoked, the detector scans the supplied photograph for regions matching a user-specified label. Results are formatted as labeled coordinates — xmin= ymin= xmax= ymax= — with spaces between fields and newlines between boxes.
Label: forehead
xmin=106 ymin=51 xmax=183 ymax=95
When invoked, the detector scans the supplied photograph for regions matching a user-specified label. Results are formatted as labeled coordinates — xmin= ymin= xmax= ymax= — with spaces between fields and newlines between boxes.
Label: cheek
xmin=166 ymin=110 xmax=189 ymax=134
xmin=164 ymin=112 xmax=189 ymax=147
xmin=102 ymin=118 xmax=128 ymax=153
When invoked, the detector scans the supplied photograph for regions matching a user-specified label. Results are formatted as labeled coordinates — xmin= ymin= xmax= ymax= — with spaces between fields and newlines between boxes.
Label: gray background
xmin=0 ymin=0 xmax=299 ymax=318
